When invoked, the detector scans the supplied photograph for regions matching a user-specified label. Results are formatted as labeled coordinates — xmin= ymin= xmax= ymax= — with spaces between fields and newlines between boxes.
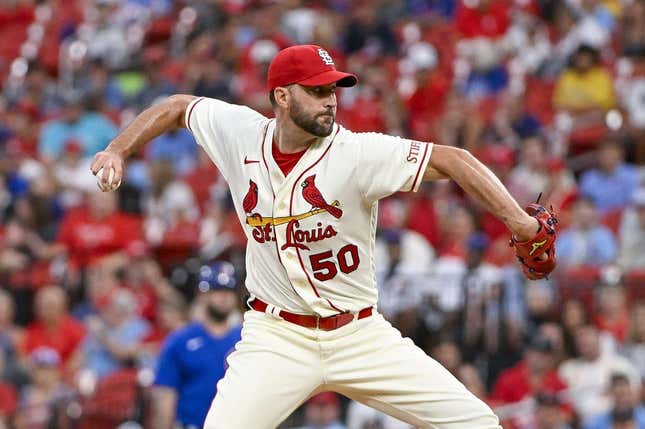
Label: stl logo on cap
xmin=317 ymin=48 xmax=334 ymax=66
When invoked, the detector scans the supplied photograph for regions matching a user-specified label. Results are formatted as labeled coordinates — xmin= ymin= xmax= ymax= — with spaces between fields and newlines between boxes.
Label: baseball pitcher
xmin=91 ymin=45 xmax=557 ymax=428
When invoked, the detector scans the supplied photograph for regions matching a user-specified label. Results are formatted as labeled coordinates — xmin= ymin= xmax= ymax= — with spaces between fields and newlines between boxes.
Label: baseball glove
xmin=509 ymin=202 xmax=558 ymax=280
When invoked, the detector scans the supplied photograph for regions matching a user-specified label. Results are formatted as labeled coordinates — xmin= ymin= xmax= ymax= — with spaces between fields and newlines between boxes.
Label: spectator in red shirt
xmin=404 ymin=43 xmax=451 ymax=141
xmin=491 ymin=334 xmax=569 ymax=426
xmin=338 ymin=61 xmax=392 ymax=134
xmin=22 ymin=286 xmax=85 ymax=366
xmin=594 ymin=286 xmax=630 ymax=343
xmin=236 ymin=39 xmax=280 ymax=117
xmin=404 ymin=186 xmax=440 ymax=249
xmin=0 ymin=351 xmax=17 ymax=427
xmin=56 ymin=190 xmax=143 ymax=269
xmin=454 ymin=0 xmax=511 ymax=40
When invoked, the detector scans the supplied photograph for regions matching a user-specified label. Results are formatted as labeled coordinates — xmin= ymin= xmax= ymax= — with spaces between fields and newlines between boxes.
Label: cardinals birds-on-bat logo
xmin=242 ymin=179 xmax=263 ymax=221
xmin=301 ymin=175 xmax=343 ymax=219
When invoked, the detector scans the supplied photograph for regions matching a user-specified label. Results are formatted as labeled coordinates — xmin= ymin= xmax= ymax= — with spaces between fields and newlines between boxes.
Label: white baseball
xmin=95 ymin=167 xmax=121 ymax=191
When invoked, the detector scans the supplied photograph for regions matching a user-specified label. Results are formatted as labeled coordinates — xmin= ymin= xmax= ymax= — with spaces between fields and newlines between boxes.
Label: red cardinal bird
xmin=243 ymin=179 xmax=259 ymax=214
xmin=301 ymin=175 xmax=342 ymax=218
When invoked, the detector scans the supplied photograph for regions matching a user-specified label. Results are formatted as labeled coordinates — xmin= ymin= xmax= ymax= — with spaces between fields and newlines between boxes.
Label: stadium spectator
xmin=22 ymin=286 xmax=85 ymax=367
xmin=146 ymin=128 xmax=198 ymax=178
xmin=541 ymin=158 xmax=577 ymax=225
xmin=0 ymin=290 xmax=25 ymax=386
xmin=374 ymin=228 xmax=433 ymax=338
xmin=341 ymin=2 xmax=398 ymax=56
xmin=38 ymin=94 xmax=117 ymax=162
xmin=620 ymin=301 xmax=645 ymax=380
xmin=143 ymin=160 xmax=198 ymax=246
xmin=140 ymin=297 xmax=187 ymax=358
xmin=457 ymin=364 xmax=489 ymax=404
xmin=537 ymin=322 xmax=568 ymax=368
xmin=559 ymin=324 xmax=638 ymax=422
xmin=490 ymin=92 xmax=543 ymax=147
xmin=184 ymin=149 xmax=223 ymax=212
xmin=402 ymin=41 xmax=449 ymax=142
xmin=620 ymin=0 xmax=645 ymax=58
xmin=299 ymin=392 xmax=346 ymax=429
xmin=0 ymin=214 xmax=60 ymax=291
xmin=56 ymin=190 xmax=143 ymax=269
xmin=151 ymin=262 xmax=242 ymax=429
xmin=460 ymin=37 xmax=509 ymax=99
xmin=555 ymin=197 xmax=617 ymax=268
xmin=552 ymin=45 xmax=615 ymax=144
xmin=181 ymin=34 xmax=234 ymax=102
xmin=507 ymin=136 xmax=549 ymax=206
xmin=2 ymin=101 xmax=40 ymax=159
xmin=198 ymin=196 xmax=236 ymax=261
xmin=0 ymin=352 xmax=17 ymax=428
xmin=618 ymin=188 xmax=645 ymax=270
xmin=79 ymin=0 xmax=138 ymax=69
xmin=71 ymin=259 xmax=119 ymax=322
xmin=583 ymin=372 xmax=645 ymax=429
xmin=77 ymin=288 xmax=150 ymax=379
xmin=53 ymin=139 xmax=97 ymax=209
xmin=579 ymin=139 xmax=639 ymax=214
xmin=490 ymin=334 xmax=569 ymax=428
xmin=236 ymin=38 xmax=280 ymax=116
xmin=533 ymin=391 xmax=572 ymax=429
xmin=560 ymin=299 xmax=591 ymax=358
xmin=13 ymin=347 xmax=74 ymax=429
xmin=403 ymin=186 xmax=441 ymax=249
xmin=594 ymin=286 xmax=629 ymax=343
xmin=430 ymin=341 xmax=462 ymax=377
xmin=76 ymin=58 xmax=126 ymax=110
xmin=3 ymin=62 xmax=60 ymax=118
xmin=135 ymin=46 xmax=178 ymax=110
xmin=454 ymin=0 xmax=510 ymax=40
xmin=454 ymin=233 xmax=505 ymax=356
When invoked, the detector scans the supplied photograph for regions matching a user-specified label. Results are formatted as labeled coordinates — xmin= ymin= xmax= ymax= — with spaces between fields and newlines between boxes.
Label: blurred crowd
xmin=0 ymin=0 xmax=645 ymax=428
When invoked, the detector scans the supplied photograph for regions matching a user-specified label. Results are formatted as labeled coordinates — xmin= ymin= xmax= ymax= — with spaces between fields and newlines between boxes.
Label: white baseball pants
xmin=203 ymin=310 xmax=501 ymax=429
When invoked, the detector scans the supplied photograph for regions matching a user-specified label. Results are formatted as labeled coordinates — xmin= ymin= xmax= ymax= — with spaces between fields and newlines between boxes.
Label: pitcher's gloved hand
xmin=510 ymin=203 xmax=558 ymax=280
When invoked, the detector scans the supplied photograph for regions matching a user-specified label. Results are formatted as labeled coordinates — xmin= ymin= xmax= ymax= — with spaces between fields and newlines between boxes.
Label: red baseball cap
xmin=267 ymin=45 xmax=358 ymax=90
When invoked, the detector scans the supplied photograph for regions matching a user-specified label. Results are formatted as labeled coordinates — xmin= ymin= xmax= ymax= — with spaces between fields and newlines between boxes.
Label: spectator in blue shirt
xmin=151 ymin=261 xmax=242 ymax=429
xmin=146 ymin=129 xmax=198 ymax=177
xmin=584 ymin=372 xmax=645 ymax=429
xmin=38 ymin=94 xmax=117 ymax=161
xmin=579 ymin=139 xmax=640 ymax=214
xmin=556 ymin=198 xmax=617 ymax=268
xmin=80 ymin=288 xmax=150 ymax=379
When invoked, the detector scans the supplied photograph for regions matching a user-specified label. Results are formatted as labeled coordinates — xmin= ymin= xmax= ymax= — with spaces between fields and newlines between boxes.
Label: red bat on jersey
xmin=243 ymin=179 xmax=259 ymax=214
xmin=301 ymin=175 xmax=342 ymax=218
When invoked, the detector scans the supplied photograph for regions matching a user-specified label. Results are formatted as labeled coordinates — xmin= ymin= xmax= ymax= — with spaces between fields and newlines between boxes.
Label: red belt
xmin=249 ymin=298 xmax=372 ymax=331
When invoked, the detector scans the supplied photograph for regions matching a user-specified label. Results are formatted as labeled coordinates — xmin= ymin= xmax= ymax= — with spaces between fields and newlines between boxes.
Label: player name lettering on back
xmin=251 ymin=220 xmax=338 ymax=250
xmin=406 ymin=141 xmax=422 ymax=163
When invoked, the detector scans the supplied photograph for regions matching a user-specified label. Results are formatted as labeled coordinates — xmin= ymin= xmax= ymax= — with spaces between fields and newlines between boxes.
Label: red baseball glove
xmin=509 ymin=203 xmax=558 ymax=280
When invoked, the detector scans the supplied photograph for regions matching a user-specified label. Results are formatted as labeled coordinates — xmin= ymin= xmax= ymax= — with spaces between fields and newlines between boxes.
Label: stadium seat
xmin=77 ymin=369 xmax=140 ymax=429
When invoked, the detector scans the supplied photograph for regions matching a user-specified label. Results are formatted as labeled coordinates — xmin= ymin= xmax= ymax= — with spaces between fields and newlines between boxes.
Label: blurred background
xmin=0 ymin=0 xmax=644 ymax=428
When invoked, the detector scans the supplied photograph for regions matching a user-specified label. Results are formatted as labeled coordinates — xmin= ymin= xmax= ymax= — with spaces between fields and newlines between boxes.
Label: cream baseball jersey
xmin=185 ymin=97 xmax=432 ymax=317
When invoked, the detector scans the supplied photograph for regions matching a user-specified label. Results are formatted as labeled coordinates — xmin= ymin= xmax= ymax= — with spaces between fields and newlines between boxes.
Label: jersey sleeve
xmin=354 ymin=132 xmax=433 ymax=202
xmin=154 ymin=337 xmax=181 ymax=390
xmin=184 ymin=97 xmax=267 ymax=178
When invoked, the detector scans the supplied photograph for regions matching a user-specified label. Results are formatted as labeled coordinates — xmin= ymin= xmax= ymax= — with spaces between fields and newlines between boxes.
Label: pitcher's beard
xmin=290 ymin=100 xmax=334 ymax=137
